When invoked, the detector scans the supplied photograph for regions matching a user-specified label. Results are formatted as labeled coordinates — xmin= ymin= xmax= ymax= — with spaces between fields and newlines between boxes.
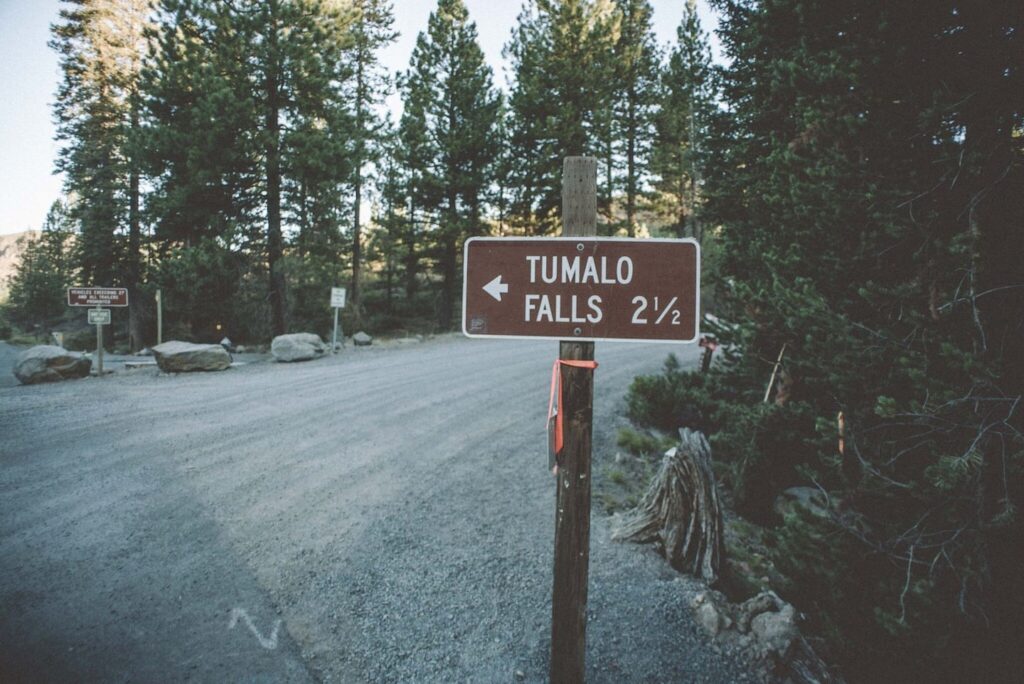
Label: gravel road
xmin=0 ymin=335 xmax=753 ymax=682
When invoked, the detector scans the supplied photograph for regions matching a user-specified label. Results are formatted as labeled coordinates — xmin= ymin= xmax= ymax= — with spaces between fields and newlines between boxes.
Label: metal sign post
xmin=331 ymin=287 xmax=347 ymax=353
xmin=88 ymin=306 xmax=111 ymax=375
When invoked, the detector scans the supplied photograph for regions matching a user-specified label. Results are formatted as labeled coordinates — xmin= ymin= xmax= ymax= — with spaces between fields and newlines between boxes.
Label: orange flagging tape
xmin=547 ymin=358 xmax=599 ymax=459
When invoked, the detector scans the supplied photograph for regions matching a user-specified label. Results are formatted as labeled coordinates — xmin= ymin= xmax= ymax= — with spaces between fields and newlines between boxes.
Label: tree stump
xmin=612 ymin=429 xmax=724 ymax=583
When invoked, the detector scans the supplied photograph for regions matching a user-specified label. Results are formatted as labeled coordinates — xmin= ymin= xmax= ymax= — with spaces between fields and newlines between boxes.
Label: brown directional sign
xmin=67 ymin=287 xmax=129 ymax=307
xmin=462 ymin=237 xmax=699 ymax=343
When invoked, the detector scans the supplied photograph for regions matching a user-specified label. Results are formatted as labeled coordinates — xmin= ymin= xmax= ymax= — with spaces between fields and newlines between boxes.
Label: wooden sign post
xmin=156 ymin=289 xmax=163 ymax=346
xmin=459 ymin=158 xmax=700 ymax=682
xmin=550 ymin=156 xmax=597 ymax=683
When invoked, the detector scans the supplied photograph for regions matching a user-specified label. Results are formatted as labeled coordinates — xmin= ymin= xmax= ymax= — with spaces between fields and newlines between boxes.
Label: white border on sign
xmin=88 ymin=309 xmax=112 ymax=324
xmin=460 ymin=236 xmax=701 ymax=344
xmin=330 ymin=287 xmax=347 ymax=308
xmin=66 ymin=287 xmax=130 ymax=307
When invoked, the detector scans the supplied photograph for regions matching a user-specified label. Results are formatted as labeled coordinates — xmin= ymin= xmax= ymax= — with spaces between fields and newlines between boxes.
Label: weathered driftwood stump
xmin=613 ymin=428 xmax=724 ymax=583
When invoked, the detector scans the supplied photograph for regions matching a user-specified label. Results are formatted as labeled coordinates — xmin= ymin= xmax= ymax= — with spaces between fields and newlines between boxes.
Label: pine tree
xmin=396 ymin=71 xmax=432 ymax=301
xmin=651 ymin=0 xmax=714 ymax=241
xmin=503 ymin=4 xmax=551 ymax=234
xmin=6 ymin=201 xmax=77 ymax=329
xmin=504 ymin=0 xmax=619 ymax=234
xmin=612 ymin=0 xmax=659 ymax=237
xmin=369 ymin=125 xmax=407 ymax=315
xmin=51 ymin=0 xmax=150 ymax=348
xmin=140 ymin=0 xmax=254 ymax=249
xmin=586 ymin=0 xmax=621 ymax=229
xmin=402 ymin=0 xmax=500 ymax=330
xmin=342 ymin=0 xmax=396 ymax=328
xmin=694 ymin=0 xmax=1024 ymax=678
xmin=141 ymin=0 xmax=356 ymax=338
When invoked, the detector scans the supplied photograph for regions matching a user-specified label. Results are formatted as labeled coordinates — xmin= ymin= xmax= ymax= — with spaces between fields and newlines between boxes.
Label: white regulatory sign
xmin=88 ymin=308 xmax=111 ymax=325
xmin=331 ymin=287 xmax=347 ymax=309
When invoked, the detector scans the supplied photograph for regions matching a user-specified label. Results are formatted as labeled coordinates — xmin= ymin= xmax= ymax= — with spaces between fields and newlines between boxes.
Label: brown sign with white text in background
xmin=67 ymin=287 xmax=129 ymax=307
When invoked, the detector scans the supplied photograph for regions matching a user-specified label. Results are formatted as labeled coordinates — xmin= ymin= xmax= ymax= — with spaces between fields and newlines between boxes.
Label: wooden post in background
xmin=156 ymin=289 xmax=163 ymax=346
xmin=550 ymin=156 xmax=597 ymax=683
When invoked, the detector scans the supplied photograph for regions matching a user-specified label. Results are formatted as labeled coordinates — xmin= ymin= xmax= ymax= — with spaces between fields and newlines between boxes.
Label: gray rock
xmin=13 ymin=345 xmax=92 ymax=385
xmin=271 ymin=333 xmax=327 ymax=362
xmin=234 ymin=345 xmax=247 ymax=354
xmin=750 ymin=603 xmax=797 ymax=656
xmin=696 ymin=598 xmax=724 ymax=637
xmin=773 ymin=486 xmax=831 ymax=519
xmin=735 ymin=591 xmax=782 ymax=632
xmin=352 ymin=331 xmax=373 ymax=347
xmin=135 ymin=347 xmax=154 ymax=356
xmin=153 ymin=341 xmax=231 ymax=372
xmin=691 ymin=590 xmax=732 ymax=637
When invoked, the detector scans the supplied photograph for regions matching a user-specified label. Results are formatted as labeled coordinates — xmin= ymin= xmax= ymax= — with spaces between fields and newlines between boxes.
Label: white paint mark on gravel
xmin=228 ymin=608 xmax=282 ymax=650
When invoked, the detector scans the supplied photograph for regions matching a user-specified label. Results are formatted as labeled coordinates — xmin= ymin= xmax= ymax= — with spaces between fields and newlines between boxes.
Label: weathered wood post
xmin=550 ymin=156 xmax=597 ymax=683
xmin=156 ymin=289 xmax=163 ymax=346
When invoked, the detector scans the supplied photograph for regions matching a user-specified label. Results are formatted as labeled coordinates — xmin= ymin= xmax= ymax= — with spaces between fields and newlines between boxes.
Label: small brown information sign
xmin=67 ymin=287 xmax=129 ymax=307
xmin=462 ymin=237 xmax=699 ymax=343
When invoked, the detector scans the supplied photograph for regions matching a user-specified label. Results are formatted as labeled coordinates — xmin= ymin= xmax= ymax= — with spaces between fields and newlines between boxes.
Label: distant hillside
xmin=0 ymin=231 xmax=39 ymax=301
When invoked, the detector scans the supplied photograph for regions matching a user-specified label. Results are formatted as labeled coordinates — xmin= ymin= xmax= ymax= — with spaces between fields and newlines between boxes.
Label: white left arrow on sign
xmin=483 ymin=275 xmax=509 ymax=302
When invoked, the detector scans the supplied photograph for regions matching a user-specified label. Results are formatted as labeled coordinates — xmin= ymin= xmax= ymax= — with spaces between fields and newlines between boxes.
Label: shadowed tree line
xmin=7 ymin=0 xmax=713 ymax=344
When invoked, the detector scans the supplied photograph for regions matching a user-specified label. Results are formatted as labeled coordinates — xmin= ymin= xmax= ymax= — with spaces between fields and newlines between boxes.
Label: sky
xmin=0 ymin=0 xmax=720 ymax=237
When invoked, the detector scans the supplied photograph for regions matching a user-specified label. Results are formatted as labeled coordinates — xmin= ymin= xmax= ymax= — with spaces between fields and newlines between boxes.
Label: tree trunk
xmin=352 ymin=165 xmax=362 ymax=325
xmin=677 ymin=174 xmax=688 ymax=239
xmin=265 ymin=8 xmax=287 ymax=338
xmin=613 ymin=428 xmax=724 ymax=583
xmin=351 ymin=55 xmax=365 ymax=329
xmin=625 ymin=101 xmax=637 ymax=238
xmin=438 ymin=237 xmax=456 ymax=331
xmin=404 ymin=199 xmax=417 ymax=300
xmin=437 ymin=181 xmax=458 ymax=330
xmin=127 ymin=102 xmax=144 ymax=351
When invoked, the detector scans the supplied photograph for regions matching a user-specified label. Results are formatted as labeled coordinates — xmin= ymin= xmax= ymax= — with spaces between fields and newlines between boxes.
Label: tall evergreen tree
xmin=586 ymin=0 xmax=621 ymax=229
xmin=692 ymin=0 xmax=1024 ymax=678
xmin=140 ymin=0 xmax=253 ymax=249
xmin=51 ymin=0 xmax=150 ymax=348
xmin=650 ymin=0 xmax=714 ymax=241
xmin=502 ymin=5 xmax=550 ymax=234
xmin=396 ymin=71 xmax=432 ymax=301
xmin=369 ymin=126 xmax=407 ymax=315
xmin=612 ymin=0 xmax=659 ymax=237
xmin=342 ymin=0 xmax=396 ymax=327
xmin=5 ymin=201 xmax=77 ymax=329
xmin=141 ymin=0 xmax=355 ymax=338
xmin=402 ymin=0 xmax=500 ymax=330
xmin=504 ymin=0 xmax=618 ymax=234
